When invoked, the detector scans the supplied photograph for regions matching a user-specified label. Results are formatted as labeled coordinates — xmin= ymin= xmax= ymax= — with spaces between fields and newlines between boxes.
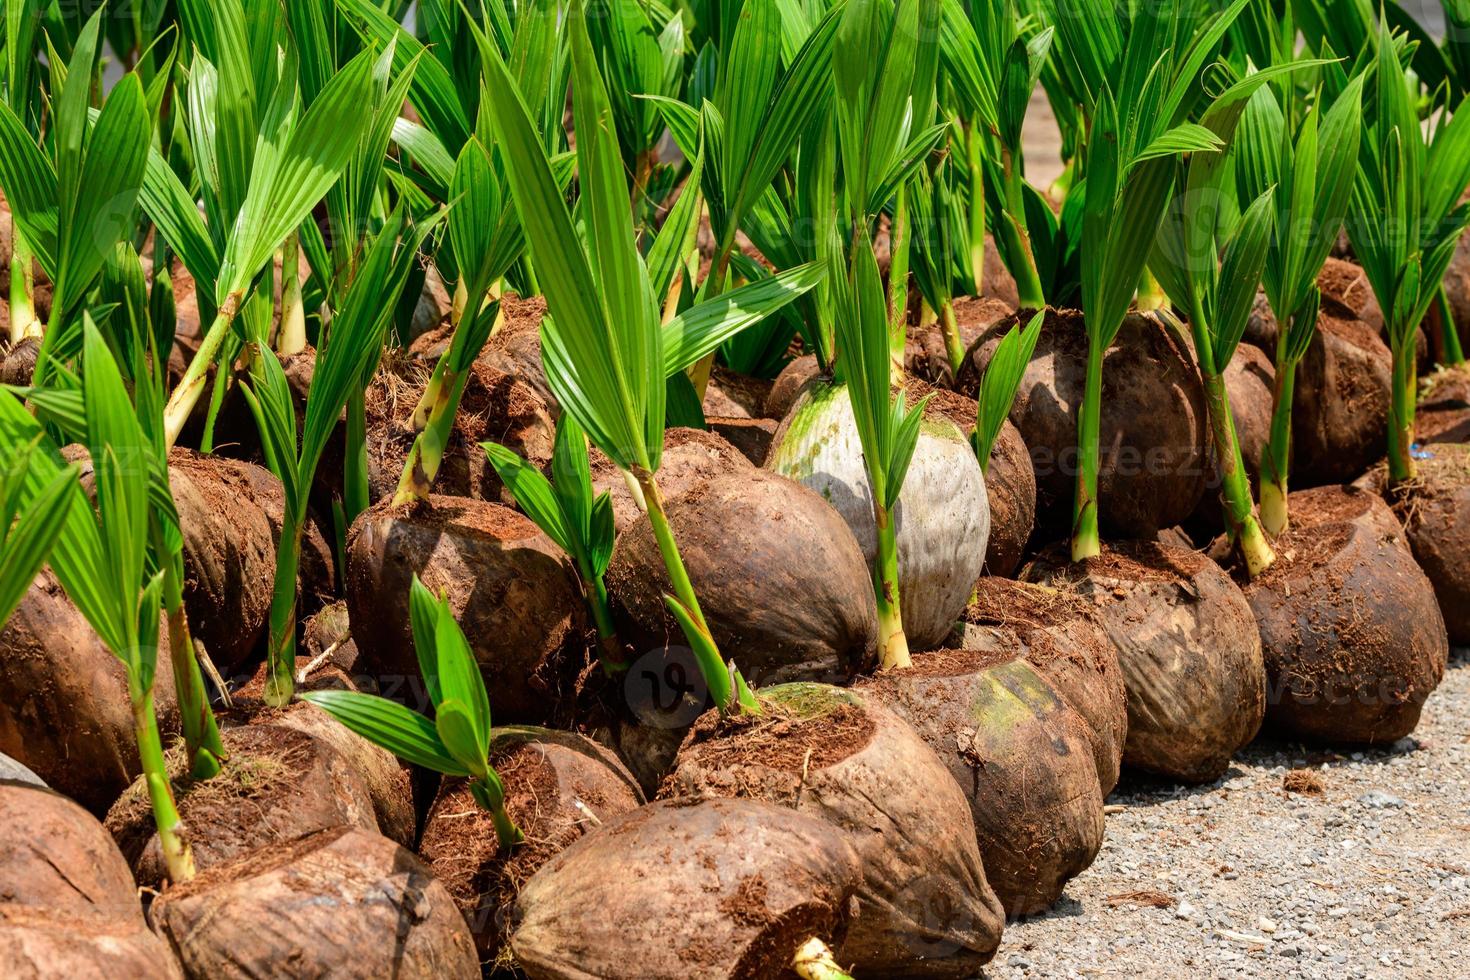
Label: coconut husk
xmin=149 ymin=827 xmax=478 ymax=979
xmin=983 ymin=420 xmax=1038 ymax=577
xmin=1244 ymin=484 xmax=1448 ymax=743
xmin=345 ymin=495 xmax=585 ymax=724
xmin=958 ymin=309 xmax=1209 ymax=539
xmin=1025 ymin=542 xmax=1265 ymax=784
xmin=661 ymin=684 xmax=1005 ymax=978
xmin=0 ymin=570 xmax=179 ymax=815
xmin=105 ymin=723 xmax=378 ymax=889
xmin=510 ymin=798 xmax=863 ymax=980
xmin=607 ymin=468 xmax=878 ymax=687
xmin=590 ymin=427 xmax=753 ymax=531
xmin=419 ymin=727 xmax=644 ymax=965
xmin=0 ymin=783 xmax=183 ymax=978
xmin=905 ymin=296 xmax=1016 ymax=386
xmin=963 ymin=577 xmax=1128 ymax=796
xmin=861 ymin=649 xmax=1104 ymax=918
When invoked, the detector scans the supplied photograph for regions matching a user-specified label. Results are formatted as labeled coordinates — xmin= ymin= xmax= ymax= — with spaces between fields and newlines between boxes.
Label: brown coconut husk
xmin=957 ymin=309 xmax=1209 ymax=540
xmin=607 ymin=469 xmax=878 ymax=687
xmin=0 ymin=783 xmax=183 ymax=978
xmin=227 ymin=660 xmax=416 ymax=849
xmin=861 ymin=648 xmax=1104 ymax=918
xmin=0 ymin=570 xmax=179 ymax=815
xmin=590 ymin=427 xmax=753 ymax=531
xmin=963 ymin=578 xmax=1128 ymax=796
xmin=510 ymin=798 xmax=864 ymax=980
xmin=364 ymin=356 xmax=556 ymax=507
xmin=1025 ymin=542 xmax=1266 ymax=785
xmin=905 ymin=296 xmax=1017 ymax=387
xmin=704 ymin=365 xmax=774 ymax=420
xmin=105 ymin=723 xmax=378 ymax=889
xmin=419 ymin=728 xmax=643 ymax=966
xmin=661 ymin=684 xmax=1005 ymax=978
xmin=1244 ymin=485 xmax=1448 ymax=743
xmin=707 ymin=416 xmax=780 ymax=465
xmin=149 ymin=827 xmax=478 ymax=979
xmin=983 ymin=419 xmax=1038 ymax=577
xmin=345 ymin=495 xmax=585 ymax=723
xmin=1357 ymin=444 xmax=1470 ymax=647
xmin=0 ymin=335 xmax=39 ymax=386
xmin=765 ymin=354 xmax=821 ymax=421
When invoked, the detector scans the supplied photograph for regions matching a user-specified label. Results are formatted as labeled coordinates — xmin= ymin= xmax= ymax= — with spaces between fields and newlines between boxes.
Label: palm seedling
xmin=1236 ymin=69 xmax=1366 ymax=535
xmin=2 ymin=0 xmax=42 ymax=344
xmin=143 ymin=1 xmax=387 ymax=447
xmin=1150 ymin=73 xmax=1310 ymax=577
xmin=304 ymin=574 xmax=524 ymax=849
xmin=242 ymin=207 xmax=444 ymax=708
xmin=971 ymin=309 xmax=1045 ymax=475
xmin=482 ymin=0 xmax=820 ymax=714
xmin=0 ymin=320 xmax=197 ymax=881
xmin=1347 ymin=20 xmax=1470 ymax=485
xmin=0 ymin=10 xmax=150 ymax=369
xmin=1047 ymin=0 xmax=1262 ymax=560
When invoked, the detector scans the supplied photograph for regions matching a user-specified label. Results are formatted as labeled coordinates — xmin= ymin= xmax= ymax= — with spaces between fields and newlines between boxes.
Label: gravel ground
xmin=987 ymin=649 xmax=1470 ymax=979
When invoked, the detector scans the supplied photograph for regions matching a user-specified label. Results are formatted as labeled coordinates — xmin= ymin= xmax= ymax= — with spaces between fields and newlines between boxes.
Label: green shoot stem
xmin=393 ymin=362 xmax=464 ymax=507
xmin=888 ymin=182 xmax=913 ymax=382
xmin=965 ymin=119 xmax=986 ymax=293
xmin=278 ymin=233 xmax=306 ymax=356
xmin=998 ymin=146 xmax=1047 ymax=310
xmin=344 ymin=388 xmax=370 ymax=526
xmin=130 ymin=687 xmax=195 ymax=882
xmin=1387 ymin=337 xmax=1418 ymax=484
xmin=793 ymin=938 xmax=854 ymax=980
xmin=159 ymin=540 xmax=225 ymax=779
xmin=8 ymin=222 xmax=40 ymax=343
xmin=873 ymin=501 xmax=911 ymax=670
xmin=469 ymin=776 xmax=525 ymax=850
xmin=164 ymin=291 xmax=244 ymax=449
xmin=1071 ymin=335 xmax=1104 ymax=562
xmin=940 ymin=298 xmax=966 ymax=377
xmin=1135 ymin=268 xmax=1167 ymax=312
xmin=1435 ymin=288 xmax=1465 ymax=367
xmin=1259 ymin=357 xmax=1297 ymax=537
xmin=635 ymin=468 xmax=737 ymax=713
xmin=263 ymin=513 xmax=305 ymax=707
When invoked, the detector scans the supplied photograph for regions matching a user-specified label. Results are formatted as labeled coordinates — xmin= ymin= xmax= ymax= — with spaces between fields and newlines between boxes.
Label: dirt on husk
xmin=590 ymin=426 xmax=753 ymax=530
xmin=417 ymin=728 xmax=643 ymax=967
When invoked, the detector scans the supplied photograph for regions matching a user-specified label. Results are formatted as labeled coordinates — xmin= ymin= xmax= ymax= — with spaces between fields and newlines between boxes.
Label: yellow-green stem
xmin=1071 ymin=336 xmax=1104 ymax=562
xmin=940 ymin=298 xmax=966 ymax=376
xmin=164 ymin=291 xmax=244 ymax=448
xmin=1387 ymin=340 xmax=1418 ymax=484
xmin=793 ymin=938 xmax=854 ymax=980
xmin=874 ymin=503 xmax=911 ymax=670
xmin=8 ymin=223 xmax=40 ymax=343
xmin=131 ymin=690 xmax=195 ymax=882
xmin=888 ymin=182 xmax=913 ymax=382
xmin=278 ymin=233 xmax=306 ymax=356
xmin=1259 ymin=359 xmax=1297 ymax=537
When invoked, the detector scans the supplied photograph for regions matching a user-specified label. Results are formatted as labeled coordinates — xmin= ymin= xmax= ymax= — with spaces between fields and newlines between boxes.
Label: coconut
xmin=0 ymin=782 xmax=183 ymax=978
xmin=0 ymin=570 xmax=179 ymax=814
xmin=0 ymin=335 xmax=39 ymax=386
xmin=662 ymin=684 xmax=1005 ymax=978
xmin=861 ymin=648 xmax=1104 ymax=918
xmin=768 ymin=380 xmax=990 ymax=650
xmin=905 ymin=295 xmax=1016 ymax=386
xmin=963 ymin=578 xmax=1128 ymax=795
xmin=419 ymin=727 xmax=644 ymax=964
xmin=607 ymin=468 xmax=878 ymax=687
xmin=1025 ymin=543 xmax=1266 ymax=784
xmin=1242 ymin=261 xmax=1392 ymax=485
xmin=510 ymin=798 xmax=864 ymax=980
xmin=765 ymin=354 xmax=820 ymax=420
xmin=0 ymin=751 xmax=44 ymax=788
xmin=957 ymin=309 xmax=1209 ymax=539
xmin=1358 ymin=444 xmax=1470 ymax=648
xmin=149 ymin=827 xmax=478 ymax=979
xmin=345 ymin=495 xmax=585 ymax=723
xmin=1243 ymin=485 xmax=1448 ymax=743
xmin=590 ymin=427 xmax=753 ymax=531
xmin=706 ymin=416 xmax=779 ymax=465
xmin=983 ymin=419 xmax=1038 ymax=576
xmin=105 ymin=723 xmax=378 ymax=889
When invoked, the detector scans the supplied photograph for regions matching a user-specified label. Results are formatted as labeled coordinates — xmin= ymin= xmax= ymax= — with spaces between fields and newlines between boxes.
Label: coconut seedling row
xmin=0 ymin=0 xmax=1466 ymax=977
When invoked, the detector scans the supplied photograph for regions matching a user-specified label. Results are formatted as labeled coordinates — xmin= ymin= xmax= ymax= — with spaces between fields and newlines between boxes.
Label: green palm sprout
xmin=304 ymin=575 xmax=524 ymax=849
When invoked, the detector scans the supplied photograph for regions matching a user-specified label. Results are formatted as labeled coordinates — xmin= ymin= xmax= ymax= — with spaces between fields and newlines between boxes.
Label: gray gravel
xmin=987 ymin=649 xmax=1470 ymax=979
